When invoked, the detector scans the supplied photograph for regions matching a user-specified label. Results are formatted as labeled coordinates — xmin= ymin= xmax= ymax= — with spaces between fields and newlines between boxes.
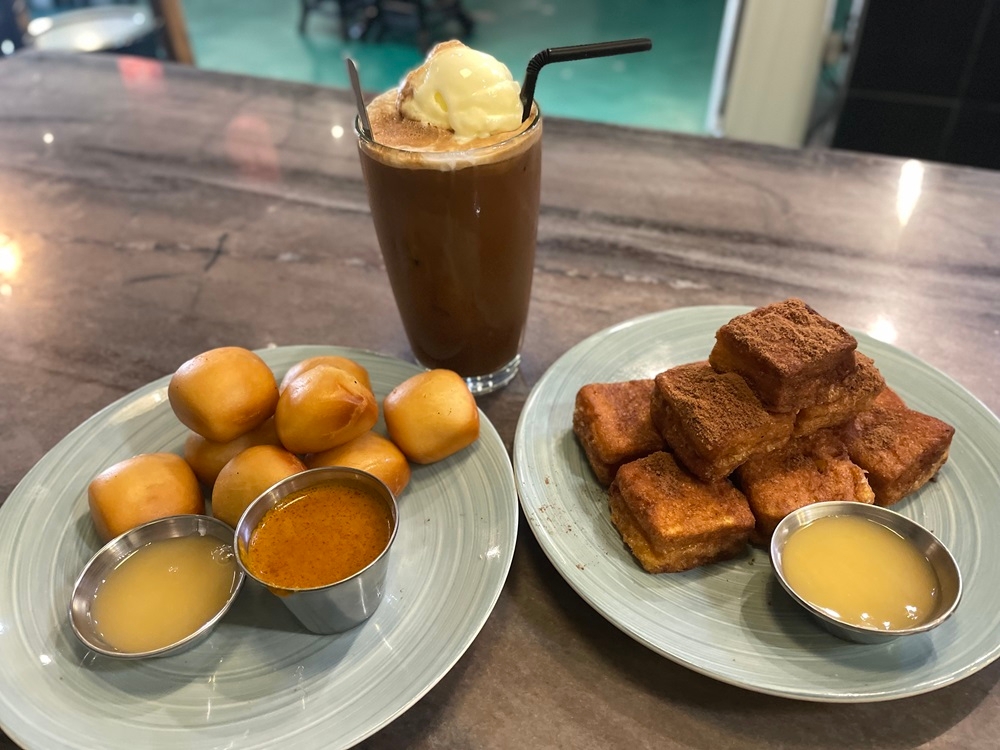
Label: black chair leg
xmin=415 ymin=1 xmax=430 ymax=52
xmin=298 ymin=0 xmax=313 ymax=34
xmin=457 ymin=5 xmax=474 ymax=36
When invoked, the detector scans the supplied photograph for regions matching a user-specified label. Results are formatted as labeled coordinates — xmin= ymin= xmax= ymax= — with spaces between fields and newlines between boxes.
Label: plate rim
xmin=0 ymin=344 xmax=518 ymax=749
xmin=513 ymin=305 xmax=1000 ymax=703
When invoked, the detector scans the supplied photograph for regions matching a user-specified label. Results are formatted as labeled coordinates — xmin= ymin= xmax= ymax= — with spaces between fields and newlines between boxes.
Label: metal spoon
xmin=345 ymin=58 xmax=374 ymax=140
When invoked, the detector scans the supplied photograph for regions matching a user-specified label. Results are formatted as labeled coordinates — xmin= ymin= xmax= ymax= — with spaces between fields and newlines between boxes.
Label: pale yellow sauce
xmin=91 ymin=535 xmax=238 ymax=652
xmin=782 ymin=515 xmax=939 ymax=630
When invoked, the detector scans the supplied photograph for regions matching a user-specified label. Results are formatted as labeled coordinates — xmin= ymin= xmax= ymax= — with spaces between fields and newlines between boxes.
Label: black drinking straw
xmin=520 ymin=38 xmax=653 ymax=122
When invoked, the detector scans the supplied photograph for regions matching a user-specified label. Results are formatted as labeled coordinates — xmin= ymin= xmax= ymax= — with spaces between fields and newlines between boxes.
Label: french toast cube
xmin=736 ymin=429 xmax=874 ymax=544
xmin=843 ymin=388 xmax=955 ymax=506
xmin=794 ymin=352 xmax=886 ymax=436
xmin=867 ymin=386 xmax=907 ymax=412
xmin=573 ymin=379 xmax=667 ymax=487
xmin=709 ymin=298 xmax=857 ymax=413
xmin=651 ymin=361 xmax=794 ymax=481
xmin=608 ymin=452 xmax=755 ymax=573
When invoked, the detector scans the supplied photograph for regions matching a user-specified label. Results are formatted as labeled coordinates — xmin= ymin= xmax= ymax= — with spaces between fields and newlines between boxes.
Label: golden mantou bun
xmin=280 ymin=355 xmax=372 ymax=393
xmin=307 ymin=431 xmax=411 ymax=497
xmin=184 ymin=417 xmax=282 ymax=487
xmin=211 ymin=445 xmax=306 ymax=528
xmin=275 ymin=364 xmax=378 ymax=454
xmin=168 ymin=346 xmax=279 ymax=443
xmin=88 ymin=453 xmax=204 ymax=542
xmin=383 ymin=369 xmax=479 ymax=464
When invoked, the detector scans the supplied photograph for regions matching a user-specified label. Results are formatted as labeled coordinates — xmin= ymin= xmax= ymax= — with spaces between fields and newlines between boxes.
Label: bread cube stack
xmin=572 ymin=299 xmax=955 ymax=574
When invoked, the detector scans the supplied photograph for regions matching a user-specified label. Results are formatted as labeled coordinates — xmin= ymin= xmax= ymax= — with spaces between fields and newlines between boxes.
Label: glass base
xmin=414 ymin=354 xmax=520 ymax=396
xmin=463 ymin=355 xmax=520 ymax=395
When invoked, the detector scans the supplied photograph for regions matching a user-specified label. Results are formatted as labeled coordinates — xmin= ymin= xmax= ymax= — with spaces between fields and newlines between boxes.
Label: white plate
xmin=0 ymin=346 xmax=518 ymax=749
xmin=513 ymin=306 xmax=1000 ymax=702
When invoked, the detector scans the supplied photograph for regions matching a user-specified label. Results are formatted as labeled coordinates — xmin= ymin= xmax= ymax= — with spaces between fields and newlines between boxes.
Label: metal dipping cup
xmin=69 ymin=514 xmax=245 ymax=659
xmin=234 ymin=467 xmax=398 ymax=635
xmin=770 ymin=502 xmax=962 ymax=644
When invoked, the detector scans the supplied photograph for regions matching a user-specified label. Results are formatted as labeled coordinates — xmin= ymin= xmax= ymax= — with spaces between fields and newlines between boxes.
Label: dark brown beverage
xmin=357 ymin=95 xmax=543 ymax=393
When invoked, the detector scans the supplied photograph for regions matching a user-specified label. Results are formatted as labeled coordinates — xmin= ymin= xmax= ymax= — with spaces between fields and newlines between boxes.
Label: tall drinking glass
xmin=356 ymin=107 xmax=542 ymax=395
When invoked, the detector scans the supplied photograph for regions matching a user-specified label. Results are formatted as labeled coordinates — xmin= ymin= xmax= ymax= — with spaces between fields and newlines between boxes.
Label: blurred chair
xmin=300 ymin=0 xmax=474 ymax=50
xmin=299 ymin=0 xmax=376 ymax=40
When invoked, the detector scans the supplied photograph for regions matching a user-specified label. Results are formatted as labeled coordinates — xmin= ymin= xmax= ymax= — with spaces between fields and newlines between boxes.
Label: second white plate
xmin=513 ymin=306 xmax=1000 ymax=702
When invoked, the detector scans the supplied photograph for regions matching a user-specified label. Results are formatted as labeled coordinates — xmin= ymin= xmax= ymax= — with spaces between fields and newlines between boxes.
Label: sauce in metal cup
xmin=770 ymin=502 xmax=962 ymax=644
xmin=69 ymin=514 xmax=244 ymax=659
xmin=235 ymin=466 xmax=398 ymax=634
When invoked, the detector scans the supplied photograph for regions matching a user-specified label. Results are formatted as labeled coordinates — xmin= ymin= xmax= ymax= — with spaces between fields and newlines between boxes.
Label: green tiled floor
xmin=184 ymin=0 xmax=725 ymax=134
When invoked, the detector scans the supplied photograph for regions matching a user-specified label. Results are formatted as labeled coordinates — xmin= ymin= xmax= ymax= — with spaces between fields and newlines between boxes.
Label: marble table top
xmin=1 ymin=52 xmax=999 ymax=749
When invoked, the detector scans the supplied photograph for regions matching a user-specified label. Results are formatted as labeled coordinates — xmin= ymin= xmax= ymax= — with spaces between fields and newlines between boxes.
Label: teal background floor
xmin=184 ymin=0 xmax=726 ymax=134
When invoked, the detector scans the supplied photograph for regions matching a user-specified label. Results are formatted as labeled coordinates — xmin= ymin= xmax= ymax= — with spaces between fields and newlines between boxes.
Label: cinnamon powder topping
xmin=717 ymin=298 xmax=856 ymax=377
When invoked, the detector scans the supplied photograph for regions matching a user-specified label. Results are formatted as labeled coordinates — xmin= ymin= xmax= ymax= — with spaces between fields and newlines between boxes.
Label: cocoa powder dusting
xmin=657 ymin=362 xmax=772 ymax=446
xmin=721 ymin=299 xmax=856 ymax=376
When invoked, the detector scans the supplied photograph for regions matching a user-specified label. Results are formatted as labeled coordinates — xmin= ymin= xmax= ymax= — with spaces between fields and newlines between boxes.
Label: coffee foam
xmin=361 ymin=91 xmax=540 ymax=171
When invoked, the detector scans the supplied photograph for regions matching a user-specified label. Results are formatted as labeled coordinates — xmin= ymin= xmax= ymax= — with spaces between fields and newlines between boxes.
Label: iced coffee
xmin=356 ymin=41 xmax=542 ymax=395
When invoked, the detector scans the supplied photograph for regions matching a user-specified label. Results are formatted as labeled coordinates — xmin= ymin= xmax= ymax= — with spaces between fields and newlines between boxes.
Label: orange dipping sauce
xmin=243 ymin=480 xmax=393 ymax=589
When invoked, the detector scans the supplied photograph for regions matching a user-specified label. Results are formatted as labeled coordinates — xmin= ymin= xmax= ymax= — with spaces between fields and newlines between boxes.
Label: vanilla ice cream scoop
xmin=398 ymin=41 xmax=523 ymax=140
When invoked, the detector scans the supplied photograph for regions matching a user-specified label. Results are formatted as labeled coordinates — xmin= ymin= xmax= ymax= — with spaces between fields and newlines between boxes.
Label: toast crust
xmin=843 ymin=389 xmax=955 ymax=506
xmin=573 ymin=380 xmax=666 ymax=486
xmin=737 ymin=429 xmax=874 ymax=543
xmin=794 ymin=352 xmax=886 ymax=436
xmin=710 ymin=298 xmax=857 ymax=412
xmin=651 ymin=362 xmax=793 ymax=481
xmin=609 ymin=452 xmax=754 ymax=573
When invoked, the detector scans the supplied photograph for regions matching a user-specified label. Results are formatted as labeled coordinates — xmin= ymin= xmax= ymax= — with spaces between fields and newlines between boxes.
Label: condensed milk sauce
xmin=781 ymin=515 xmax=940 ymax=630
xmin=91 ymin=535 xmax=238 ymax=652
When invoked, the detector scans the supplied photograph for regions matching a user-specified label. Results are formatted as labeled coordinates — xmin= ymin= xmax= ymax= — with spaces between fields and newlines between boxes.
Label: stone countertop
xmin=1 ymin=52 xmax=999 ymax=749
